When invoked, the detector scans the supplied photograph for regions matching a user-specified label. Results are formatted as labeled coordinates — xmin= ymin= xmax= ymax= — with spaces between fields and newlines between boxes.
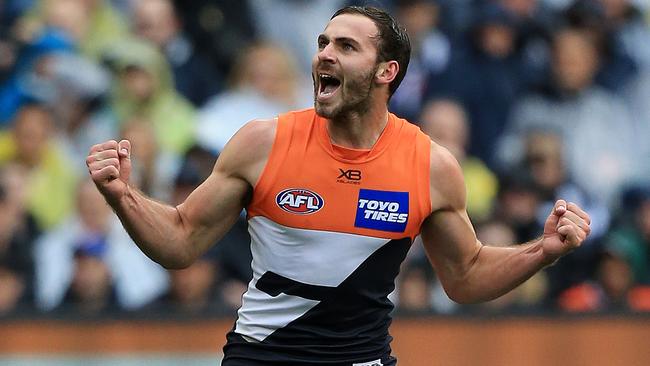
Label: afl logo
xmin=276 ymin=188 xmax=324 ymax=215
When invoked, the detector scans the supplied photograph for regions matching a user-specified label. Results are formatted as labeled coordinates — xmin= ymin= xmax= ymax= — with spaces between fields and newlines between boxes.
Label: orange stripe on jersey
xmin=247 ymin=108 xmax=432 ymax=240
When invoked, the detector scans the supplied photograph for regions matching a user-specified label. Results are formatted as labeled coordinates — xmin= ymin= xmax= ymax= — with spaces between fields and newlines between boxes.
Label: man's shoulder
xmin=216 ymin=118 xmax=277 ymax=184
xmin=239 ymin=117 xmax=278 ymax=135
xmin=428 ymin=141 xmax=466 ymax=212
xmin=428 ymin=142 xmax=461 ymax=178
xmin=226 ymin=106 xmax=315 ymax=160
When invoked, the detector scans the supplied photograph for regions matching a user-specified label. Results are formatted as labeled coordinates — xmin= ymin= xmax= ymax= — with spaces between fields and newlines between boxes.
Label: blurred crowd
xmin=0 ymin=0 xmax=649 ymax=318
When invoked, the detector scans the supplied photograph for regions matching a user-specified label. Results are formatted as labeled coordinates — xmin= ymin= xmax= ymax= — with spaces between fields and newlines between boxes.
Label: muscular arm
xmin=115 ymin=166 xmax=248 ymax=269
xmin=88 ymin=120 xmax=275 ymax=269
xmin=420 ymin=144 xmax=590 ymax=304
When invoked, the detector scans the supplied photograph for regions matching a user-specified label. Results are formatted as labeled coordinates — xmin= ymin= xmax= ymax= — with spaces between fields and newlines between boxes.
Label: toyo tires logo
xmin=275 ymin=188 xmax=324 ymax=215
xmin=354 ymin=189 xmax=409 ymax=232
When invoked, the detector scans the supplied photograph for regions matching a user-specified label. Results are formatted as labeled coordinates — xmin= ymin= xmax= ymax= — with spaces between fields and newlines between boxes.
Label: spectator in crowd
xmin=426 ymin=0 xmax=475 ymax=36
xmin=498 ymin=0 xmax=556 ymax=88
xmin=598 ymin=0 xmax=650 ymax=68
xmin=0 ymin=103 xmax=76 ymax=230
xmin=0 ymin=0 xmax=31 ymax=84
xmin=120 ymin=116 xmax=181 ymax=203
xmin=57 ymin=236 xmax=118 ymax=315
xmin=171 ymin=0 xmax=257 ymax=78
xmin=169 ymin=145 xmax=221 ymax=206
xmin=555 ymin=250 xmax=633 ymax=312
xmin=45 ymin=53 xmax=116 ymax=177
xmin=131 ymin=0 xmax=222 ymax=107
xmin=563 ymin=0 xmax=638 ymax=91
xmin=419 ymin=99 xmax=498 ymax=221
xmin=0 ymin=0 xmax=34 ymax=34
xmin=15 ymin=0 xmax=128 ymax=59
xmin=0 ymin=38 xmax=17 ymax=86
xmin=493 ymin=169 xmax=542 ymax=244
xmin=621 ymin=69 xmax=650 ymax=182
xmin=196 ymin=42 xmax=311 ymax=153
xmin=556 ymin=186 xmax=650 ymax=313
xmin=395 ymin=260 xmax=436 ymax=313
xmin=249 ymin=0 xmax=348 ymax=76
xmin=429 ymin=3 xmax=530 ymax=167
xmin=148 ymin=253 xmax=221 ymax=315
xmin=497 ymin=26 xmax=637 ymax=205
xmin=597 ymin=250 xmax=636 ymax=309
xmin=35 ymin=179 xmax=168 ymax=312
xmin=0 ymin=28 xmax=75 ymax=125
xmin=390 ymin=0 xmax=451 ymax=122
xmin=606 ymin=187 xmax=650 ymax=286
xmin=105 ymin=37 xmax=196 ymax=155
xmin=0 ymin=164 xmax=39 ymax=315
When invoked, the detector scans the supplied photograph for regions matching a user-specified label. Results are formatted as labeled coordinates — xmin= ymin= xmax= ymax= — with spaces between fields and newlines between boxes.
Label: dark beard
xmin=314 ymin=65 xmax=377 ymax=120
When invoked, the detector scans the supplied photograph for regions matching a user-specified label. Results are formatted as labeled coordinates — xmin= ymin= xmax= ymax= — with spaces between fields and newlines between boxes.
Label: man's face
xmin=312 ymin=14 xmax=381 ymax=119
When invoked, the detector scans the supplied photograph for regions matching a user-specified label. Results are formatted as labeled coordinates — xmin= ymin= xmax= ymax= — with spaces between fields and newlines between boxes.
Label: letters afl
xmin=276 ymin=188 xmax=324 ymax=215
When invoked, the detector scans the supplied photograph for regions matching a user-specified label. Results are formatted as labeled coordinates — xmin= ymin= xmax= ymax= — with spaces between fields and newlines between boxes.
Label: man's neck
xmin=326 ymin=105 xmax=389 ymax=149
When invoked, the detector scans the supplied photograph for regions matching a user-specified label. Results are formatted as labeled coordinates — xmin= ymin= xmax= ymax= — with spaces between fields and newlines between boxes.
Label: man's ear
xmin=375 ymin=60 xmax=399 ymax=86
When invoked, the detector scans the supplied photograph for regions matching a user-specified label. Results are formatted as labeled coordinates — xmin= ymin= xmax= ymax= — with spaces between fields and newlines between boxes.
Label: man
xmin=131 ymin=0 xmax=222 ymax=106
xmin=87 ymin=6 xmax=591 ymax=365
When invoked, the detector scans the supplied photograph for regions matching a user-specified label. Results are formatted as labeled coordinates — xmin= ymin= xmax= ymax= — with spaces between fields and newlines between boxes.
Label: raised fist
xmin=86 ymin=139 xmax=132 ymax=203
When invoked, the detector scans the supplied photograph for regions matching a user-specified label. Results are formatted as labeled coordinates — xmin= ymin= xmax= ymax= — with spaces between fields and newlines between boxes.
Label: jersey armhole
xmin=424 ymin=139 xmax=433 ymax=217
xmin=414 ymin=136 xmax=434 ymax=240
xmin=248 ymin=114 xmax=293 ymax=215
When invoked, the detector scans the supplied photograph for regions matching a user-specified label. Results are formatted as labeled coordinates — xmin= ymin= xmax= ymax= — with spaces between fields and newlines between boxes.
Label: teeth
xmin=318 ymin=73 xmax=339 ymax=98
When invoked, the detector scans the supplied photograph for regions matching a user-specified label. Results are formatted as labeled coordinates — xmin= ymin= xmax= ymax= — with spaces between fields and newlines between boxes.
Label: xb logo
xmin=338 ymin=168 xmax=361 ymax=181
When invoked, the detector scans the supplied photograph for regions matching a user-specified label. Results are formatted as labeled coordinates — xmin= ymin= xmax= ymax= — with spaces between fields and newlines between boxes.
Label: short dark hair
xmin=331 ymin=6 xmax=411 ymax=98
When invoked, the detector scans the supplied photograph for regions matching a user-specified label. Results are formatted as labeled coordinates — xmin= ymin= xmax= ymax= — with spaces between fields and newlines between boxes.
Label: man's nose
xmin=317 ymin=43 xmax=336 ymax=64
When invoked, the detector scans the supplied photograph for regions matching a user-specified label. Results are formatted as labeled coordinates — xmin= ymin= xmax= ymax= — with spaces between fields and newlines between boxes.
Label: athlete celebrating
xmin=87 ymin=6 xmax=591 ymax=365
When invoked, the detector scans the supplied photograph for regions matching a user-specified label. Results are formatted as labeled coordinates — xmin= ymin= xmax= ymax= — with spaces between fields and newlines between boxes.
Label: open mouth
xmin=318 ymin=73 xmax=341 ymax=101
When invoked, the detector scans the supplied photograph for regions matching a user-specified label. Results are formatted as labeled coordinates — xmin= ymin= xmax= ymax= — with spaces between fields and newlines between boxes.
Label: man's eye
xmin=343 ymin=43 xmax=354 ymax=51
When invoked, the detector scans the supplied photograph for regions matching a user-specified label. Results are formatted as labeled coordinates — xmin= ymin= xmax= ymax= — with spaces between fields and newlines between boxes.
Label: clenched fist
xmin=541 ymin=199 xmax=592 ymax=264
xmin=86 ymin=139 xmax=132 ymax=203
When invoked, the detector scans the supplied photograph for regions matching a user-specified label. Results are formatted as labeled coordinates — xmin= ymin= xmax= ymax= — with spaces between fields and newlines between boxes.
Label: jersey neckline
xmin=315 ymin=112 xmax=398 ymax=164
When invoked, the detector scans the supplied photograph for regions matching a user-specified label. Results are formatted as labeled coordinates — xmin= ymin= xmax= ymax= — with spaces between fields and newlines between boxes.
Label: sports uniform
xmin=222 ymin=108 xmax=432 ymax=365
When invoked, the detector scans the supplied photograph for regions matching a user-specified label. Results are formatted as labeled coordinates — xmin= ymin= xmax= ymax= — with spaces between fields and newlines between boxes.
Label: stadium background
xmin=0 ymin=0 xmax=649 ymax=364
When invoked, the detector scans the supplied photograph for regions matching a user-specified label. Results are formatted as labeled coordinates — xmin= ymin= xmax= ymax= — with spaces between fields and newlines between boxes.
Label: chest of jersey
xmin=270 ymin=161 xmax=414 ymax=237
xmin=247 ymin=109 xmax=431 ymax=240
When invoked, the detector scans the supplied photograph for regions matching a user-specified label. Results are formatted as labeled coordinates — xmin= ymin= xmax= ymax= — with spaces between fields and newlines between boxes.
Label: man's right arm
xmin=86 ymin=119 xmax=275 ymax=269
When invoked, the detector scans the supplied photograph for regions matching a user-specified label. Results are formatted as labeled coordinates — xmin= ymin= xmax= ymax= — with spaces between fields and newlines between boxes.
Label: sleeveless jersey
xmin=223 ymin=108 xmax=432 ymax=365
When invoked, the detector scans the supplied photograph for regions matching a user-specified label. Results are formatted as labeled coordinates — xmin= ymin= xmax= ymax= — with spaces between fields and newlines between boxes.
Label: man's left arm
xmin=420 ymin=144 xmax=591 ymax=304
